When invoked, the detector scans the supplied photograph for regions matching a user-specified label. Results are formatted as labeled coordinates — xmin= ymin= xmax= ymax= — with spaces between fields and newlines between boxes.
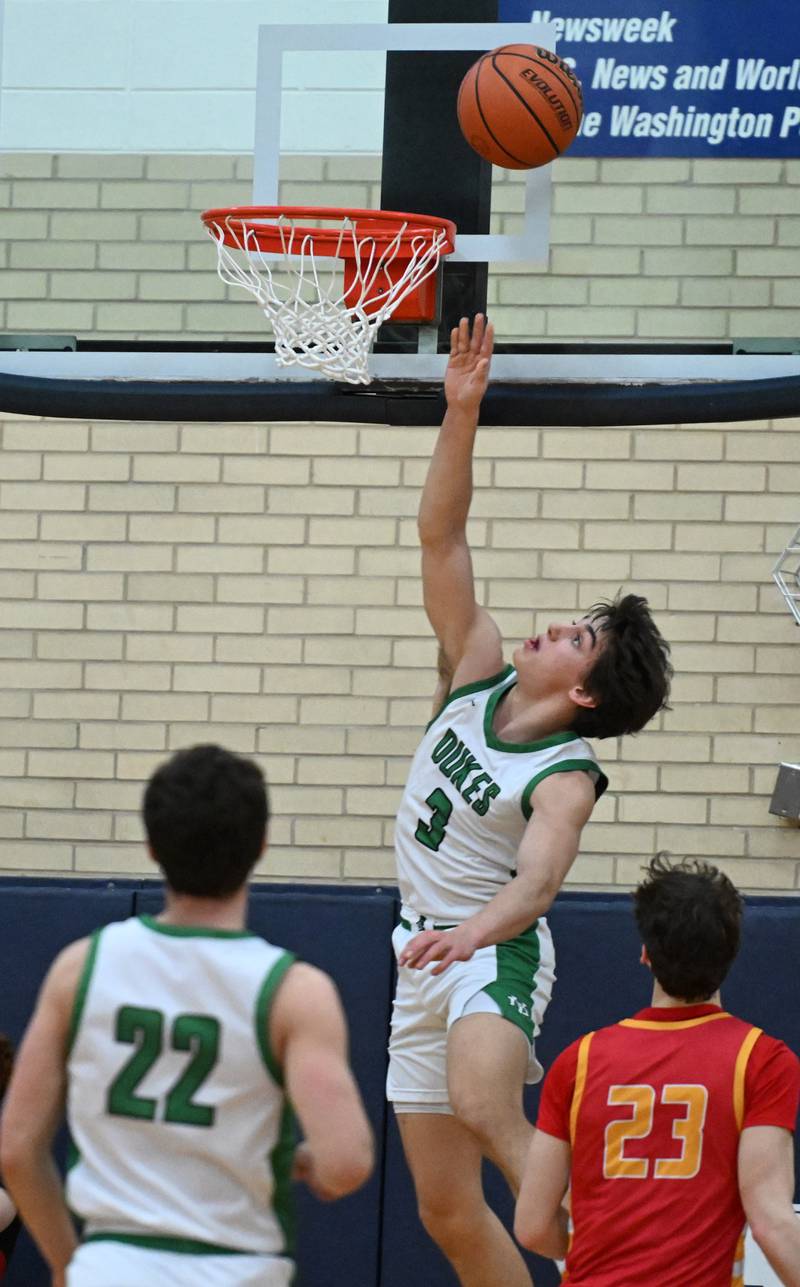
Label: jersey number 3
xmin=415 ymin=788 xmax=453 ymax=852
xmin=604 ymin=1084 xmax=708 ymax=1179
xmin=107 ymin=1005 xmax=220 ymax=1127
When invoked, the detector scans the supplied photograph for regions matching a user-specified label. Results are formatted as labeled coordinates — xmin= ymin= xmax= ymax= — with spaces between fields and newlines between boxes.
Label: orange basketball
xmin=457 ymin=43 xmax=584 ymax=170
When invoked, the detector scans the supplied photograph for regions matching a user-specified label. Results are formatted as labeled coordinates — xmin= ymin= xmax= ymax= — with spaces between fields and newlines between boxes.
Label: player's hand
xmin=398 ymin=924 xmax=482 ymax=975
xmin=444 ymin=314 xmax=494 ymax=415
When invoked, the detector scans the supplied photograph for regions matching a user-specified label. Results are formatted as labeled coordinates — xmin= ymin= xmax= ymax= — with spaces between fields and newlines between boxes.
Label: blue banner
xmin=499 ymin=1 xmax=800 ymax=156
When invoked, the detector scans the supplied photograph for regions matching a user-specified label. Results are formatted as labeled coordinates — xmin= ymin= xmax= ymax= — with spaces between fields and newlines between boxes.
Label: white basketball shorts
xmin=386 ymin=913 xmax=555 ymax=1112
xmin=67 ymin=1240 xmax=295 ymax=1287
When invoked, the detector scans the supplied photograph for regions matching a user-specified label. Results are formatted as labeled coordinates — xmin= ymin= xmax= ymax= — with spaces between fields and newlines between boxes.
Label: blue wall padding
xmin=0 ymin=881 xmax=797 ymax=1287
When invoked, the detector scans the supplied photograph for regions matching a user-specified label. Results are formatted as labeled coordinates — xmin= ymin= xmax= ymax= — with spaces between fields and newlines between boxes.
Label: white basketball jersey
xmin=66 ymin=916 xmax=296 ymax=1257
xmin=395 ymin=667 xmax=607 ymax=922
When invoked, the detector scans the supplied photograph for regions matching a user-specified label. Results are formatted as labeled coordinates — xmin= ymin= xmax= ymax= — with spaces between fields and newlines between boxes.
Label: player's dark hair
xmin=143 ymin=744 xmax=269 ymax=898
xmin=570 ymin=592 xmax=672 ymax=739
xmin=0 ymin=1032 xmax=13 ymax=1099
xmin=633 ymin=854 xmax=743 ymax=1001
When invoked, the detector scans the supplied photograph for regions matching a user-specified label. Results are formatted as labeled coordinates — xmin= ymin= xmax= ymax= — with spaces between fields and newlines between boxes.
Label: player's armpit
xmin=269 ymin=963 xmax=374 ymax=1201
xmin=515 ymin=1128 xmax=571 ymax=1259
xmin=738 ymin=1126 xmax=800 ymax=1287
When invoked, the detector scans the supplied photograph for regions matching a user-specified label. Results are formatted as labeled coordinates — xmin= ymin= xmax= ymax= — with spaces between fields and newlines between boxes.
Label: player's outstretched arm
xmin=514 ymin=1128 xmax=571 ymax=1259
xmin=418 ymin=314 xmax=503 ymax=693
xmin=739 ymin=1125 xmax=800 ymax=1287
xmin=270 ymin=963 xmax=374 ymax=1201
xmin=0 ymin=941 xmax=87 ymax=1282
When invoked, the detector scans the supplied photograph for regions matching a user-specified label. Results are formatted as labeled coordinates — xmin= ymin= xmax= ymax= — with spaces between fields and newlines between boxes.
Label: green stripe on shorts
xmin=82 ymin=1233 xmax=246 ymax=1255
xmin=480 ymin=923 xmax=541 ymax=1043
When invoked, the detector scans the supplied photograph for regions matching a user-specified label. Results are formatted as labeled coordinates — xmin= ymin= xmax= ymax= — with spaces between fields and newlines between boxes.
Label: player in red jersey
xmin=515 ymin=855 xmax=800 ymax=1287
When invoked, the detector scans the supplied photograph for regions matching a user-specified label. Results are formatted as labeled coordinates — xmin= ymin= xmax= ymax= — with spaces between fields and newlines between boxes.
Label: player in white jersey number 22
xmin=387 ymin=315 xmax=673 ymax=1287
xmin=2 ymin=745 xmax=374 ymax=1287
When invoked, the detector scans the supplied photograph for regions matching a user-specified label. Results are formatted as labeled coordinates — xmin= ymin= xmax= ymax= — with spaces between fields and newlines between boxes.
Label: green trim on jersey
xmin=255 ymin=952 xmax=297 ymax=1087
xmin=139 ymin=914 xmax=254 ymax=940
xmin=67 ymin=928 xmax=102 ymax=1055
xmin=270 ymin=1099 xmax=298 ymax=1257
xmin=426 ymin=665 xmax=514 ymax=731
xmin=521 ymin=759 xmax=609 ymax=820
xmin=484 ymin=682 xmax=578 ymax=754
xmin=480 ymin=924 xmax=541 ymax=1044
xmin=82 ymin=1232 xmax=253 ymax=1255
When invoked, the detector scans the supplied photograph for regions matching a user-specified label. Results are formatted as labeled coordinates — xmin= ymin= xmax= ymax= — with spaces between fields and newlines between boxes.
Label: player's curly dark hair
xmin=569 ymin=592 xmax=672 ymax=739
xmin=633 ymin=854 xmax=743 ymax=1001
xmin=0 ymin=1033 xmax=14 ymax=1100
xmin=143 ymin=744 xmax=269 ymax=898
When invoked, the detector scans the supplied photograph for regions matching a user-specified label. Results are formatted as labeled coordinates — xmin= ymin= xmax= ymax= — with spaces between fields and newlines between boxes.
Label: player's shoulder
xmin=50 ymin=934 xmax=94 ymax=980
xmin=750 ymin=1027 xmax=800 ymax=1074
xmin=546 ymin=1030 xmax=595 ymax=1080
xmin=38 ymin=934 xmax=96 ymax=1014
xmin=269 ymin=960 xmax=341 ymax=1016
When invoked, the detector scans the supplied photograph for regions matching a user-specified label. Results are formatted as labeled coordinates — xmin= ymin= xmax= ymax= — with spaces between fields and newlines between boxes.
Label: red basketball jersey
xmin=537 ymin=1004 xmax=800 ymax=1287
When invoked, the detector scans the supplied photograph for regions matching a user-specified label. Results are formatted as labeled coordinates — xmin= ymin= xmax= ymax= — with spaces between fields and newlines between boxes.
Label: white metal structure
xmin=253 ymin=22 xmax=557 ymax=266
xmin=773 ymin=524 xmax=800 ymax=625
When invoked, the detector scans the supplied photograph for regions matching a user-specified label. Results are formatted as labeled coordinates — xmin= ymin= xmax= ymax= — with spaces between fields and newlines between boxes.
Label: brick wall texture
xmin=0 ymin=152 xmax=799 ymax=892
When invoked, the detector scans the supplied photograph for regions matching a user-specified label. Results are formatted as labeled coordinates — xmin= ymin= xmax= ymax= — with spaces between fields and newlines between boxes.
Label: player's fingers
xmin=450 ymin=325 xmax=460 ymax=357
xmin=458 ymin=316 xmax=470 ymax=351
xmin=430 ymin=949 xmax=458 ymax=976
xmin=470 ymin=313 xmax=485 ymax=350
xmin=404 ymin=934 xmax=447 ymax=969
xmin=398 ymin=931 xmax=432 ymax=966
xmin=482 ymin=320 xmax=495 ymax=355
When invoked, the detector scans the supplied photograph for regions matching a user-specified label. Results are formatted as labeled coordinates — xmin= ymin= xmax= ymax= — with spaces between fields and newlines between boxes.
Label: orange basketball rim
xmin=200 ymin=206 xmax=457 ymax=384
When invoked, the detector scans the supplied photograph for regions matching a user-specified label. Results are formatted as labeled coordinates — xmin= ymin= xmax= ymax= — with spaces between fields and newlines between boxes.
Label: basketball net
xmin=204 ymin=211 xmax=451 ymax=384
xmin=773 ymin=523 xmax=800 ymax=626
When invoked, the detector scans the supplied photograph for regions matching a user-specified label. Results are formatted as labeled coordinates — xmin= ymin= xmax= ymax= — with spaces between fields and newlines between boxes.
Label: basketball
xmin=457 ymin=43 xmax=584 ymax=170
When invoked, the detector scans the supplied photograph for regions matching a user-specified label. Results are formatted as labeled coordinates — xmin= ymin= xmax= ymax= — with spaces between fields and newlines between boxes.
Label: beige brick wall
xmin=0 ymin=413 xmax=798 ymax=893
xmin=0 ymin=152 xmax=798 ymax=340
xmin=0 ymin=151 xmax=799 ymax=894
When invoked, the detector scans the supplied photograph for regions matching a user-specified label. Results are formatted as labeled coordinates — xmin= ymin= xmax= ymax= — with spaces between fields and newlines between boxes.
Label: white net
xmin=205 ymin=212 xmax=450 ymax=384
xmin=773 ymin=523 xmax=800 ymax=626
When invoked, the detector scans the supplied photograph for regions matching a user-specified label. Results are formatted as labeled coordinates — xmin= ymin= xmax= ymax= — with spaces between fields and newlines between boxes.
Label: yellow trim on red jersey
xmin=620 ymin=1011 xmax=732 ymax=1032
xmin=731 ymin=1227 xmax=746 ymax=1285
xmin=569 ymin=1032 xmax=594 ymax=1145
xmin=733 ymin=1027 xmax=762 ymax=1130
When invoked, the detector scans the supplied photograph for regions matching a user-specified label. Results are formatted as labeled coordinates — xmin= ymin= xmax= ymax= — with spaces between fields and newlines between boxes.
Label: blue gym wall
xmin=1 ymin=880 xmax=798 ymax=1287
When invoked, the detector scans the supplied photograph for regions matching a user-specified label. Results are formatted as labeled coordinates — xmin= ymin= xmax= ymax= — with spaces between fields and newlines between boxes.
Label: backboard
xmin=0 ymin=0 xmax=798 ymax=378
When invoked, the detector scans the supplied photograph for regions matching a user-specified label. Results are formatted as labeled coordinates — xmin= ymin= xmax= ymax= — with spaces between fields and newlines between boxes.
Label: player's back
xmin=564 ymin=1005 xmax=763 ymax=1287
xmin=66 ymin=915 xmax=295 ymax=1257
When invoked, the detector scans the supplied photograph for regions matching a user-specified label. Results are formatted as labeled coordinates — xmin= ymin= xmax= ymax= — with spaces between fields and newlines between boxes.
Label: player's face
xmin=512 ymin=618 xmax=600 ymax=700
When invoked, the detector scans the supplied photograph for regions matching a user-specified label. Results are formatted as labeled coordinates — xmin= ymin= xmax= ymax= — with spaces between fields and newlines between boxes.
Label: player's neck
xmin=493 ymin=684 xmax=574 ymax=742
xmin=650 ymin=981 xmax=722 ymax=1009
xmin=157 ymin=885 xmax=249 ymax=931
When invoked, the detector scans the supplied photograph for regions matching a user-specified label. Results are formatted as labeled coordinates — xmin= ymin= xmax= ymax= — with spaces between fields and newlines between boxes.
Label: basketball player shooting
xmin=386 ymin=315 xmax=673 ymax=1287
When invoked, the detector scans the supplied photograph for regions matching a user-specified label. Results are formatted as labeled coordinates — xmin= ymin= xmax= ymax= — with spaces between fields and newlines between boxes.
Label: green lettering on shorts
xmin=480 ymin=924 xmax=541 ymax=1043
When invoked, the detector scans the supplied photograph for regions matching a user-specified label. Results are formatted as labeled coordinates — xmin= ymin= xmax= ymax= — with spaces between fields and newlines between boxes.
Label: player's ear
xmin=640 ymin=945 xmax=651 ymax=968
xmin=570 ymin=684 xmax=598 ymax=710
